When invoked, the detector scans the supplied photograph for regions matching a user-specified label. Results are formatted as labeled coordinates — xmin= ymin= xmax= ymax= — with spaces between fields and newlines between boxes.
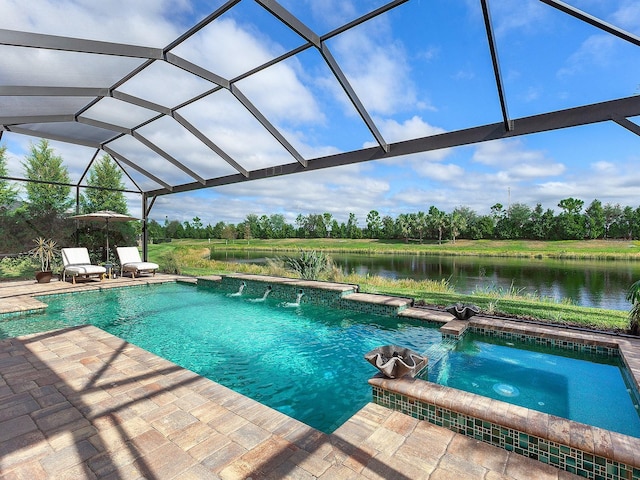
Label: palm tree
xmin=428 ymin=206 xmax=446 ymax=244
xmin=449 ymin=212 xmax=467 ymax=244
xmin=626 ymin=280 xmax=640 ymax=335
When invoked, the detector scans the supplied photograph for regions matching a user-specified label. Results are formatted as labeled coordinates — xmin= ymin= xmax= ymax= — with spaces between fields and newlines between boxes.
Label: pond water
xmin=210 ymin=250 xmax=640 ymax=311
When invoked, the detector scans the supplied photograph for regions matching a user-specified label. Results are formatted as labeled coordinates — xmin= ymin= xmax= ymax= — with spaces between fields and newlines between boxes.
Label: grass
xmin=146 ymin=242 xmax=633 ymax=333
xmin=198 ymin=238 xmax=640 ymax=260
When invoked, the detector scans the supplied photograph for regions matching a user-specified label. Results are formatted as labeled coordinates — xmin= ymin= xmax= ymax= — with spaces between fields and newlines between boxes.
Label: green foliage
xmin=76 ymin=154 xmax=136 ymax=260
xmin=160 ymin=251 xmax=182 ymax=274
xmin=626 ymin=279 xmax=640 ymax=335
xmin=80 ymin=154 xmax=128 ymax=213
xmin=0 ymin=144 xmax=19 ymax=208
xmin=0 ymin=255 xmax=37 ymax=279
xmin=22 ymin=139 xmax=73 ymax=217
xmin=282 ymin=250 xmax=333 ymax=280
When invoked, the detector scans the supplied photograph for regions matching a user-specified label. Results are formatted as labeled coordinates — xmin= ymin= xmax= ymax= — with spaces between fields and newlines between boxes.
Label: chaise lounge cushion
xmin=116 ymin=247 xmax=159 ymax=278
xmin=61 ymin=248 xmax=106 ymax=284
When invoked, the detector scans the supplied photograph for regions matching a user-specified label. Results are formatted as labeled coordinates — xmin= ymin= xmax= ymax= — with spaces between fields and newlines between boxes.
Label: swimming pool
xmin=1 ymin=281 xmax=638 ymax=436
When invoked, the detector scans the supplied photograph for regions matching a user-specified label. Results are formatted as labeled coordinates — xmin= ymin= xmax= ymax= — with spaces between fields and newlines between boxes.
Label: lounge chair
xmin=116 ymin=247 xmax=159 ymax=278
xmin=61 ymin=247 xmax=106 ymax=284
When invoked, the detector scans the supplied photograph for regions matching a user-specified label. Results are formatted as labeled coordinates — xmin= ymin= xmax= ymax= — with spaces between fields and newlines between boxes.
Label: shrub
xmin=282 ymin=250 xmax=333 ymax=280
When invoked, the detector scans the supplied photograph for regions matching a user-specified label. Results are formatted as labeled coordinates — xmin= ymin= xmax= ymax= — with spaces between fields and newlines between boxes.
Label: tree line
xmin=149 ymin=199 xmax=640 ymax=243
xmin=3 ymin=139 xmax=640 ymax=252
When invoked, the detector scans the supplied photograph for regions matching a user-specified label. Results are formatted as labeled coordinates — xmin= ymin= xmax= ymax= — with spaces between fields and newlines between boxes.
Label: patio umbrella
xmin=70 ymin=210 xmax=138 ymax=262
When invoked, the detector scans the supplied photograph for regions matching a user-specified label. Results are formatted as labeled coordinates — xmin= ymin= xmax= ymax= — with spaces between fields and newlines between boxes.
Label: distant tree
xmin=165 ymin=220 xmax=184 ymax=238
xmin=415 ymin=211 xmax=428 ymax=243
xmin=396 ymin=213 xmax=412 ymax=243
xmin=243 ymin=214 xmax=260 ymax=239
xmin=475 ymin=215 xmax=495 ymax=239
xmin=428 ymin=206 xmax=446 ymax=244
xmin=346 ymin=212 xmax=361 ymax=238
xmin=258 ymin=215 xmax=272 ymax=239
xmin=80 ymin=154 xmax=127 ymax=214
xmin=528 ymin=204 xmax=546 ymax=239
xmin=603 ymin=203 xmax=623 ymax=239
xmin=490 ymin=203 xmax=505 ymax=221
xmin=182 ymin=220 xmax=194 ymax=238
xmin=633 ymin=207 xmax=640 ymax=240
xmin=0 ymin=144 xmax=19 ymax=209
xmin=23 ymin=139 xmax=73 ymax=218
xmin=322 ymin=213 xmax=333 ymax=238
xmin=556 ymin=197 xmax=585 ymax=240
xmin=330 ymin=219 xmax=341 ymax=238
xmin=584 ymin=199 xmax=605 ymax=239
xmin=191 ymin=217 xmax=204 ymax=238
xmin=268 ymin=214 xmax=288 ymax=238
xmin=449 ymin=211 xmax=467 ymax=243
xmin=381 ymin=215 xmax=395 ymax=239
xmin=221 ymin=224 xmax=237 ymax=242
xmin=212 ymin=221 xmax=225 ymax=238
xmin=622 ymin=206 xmax=635 ymax=240
xmin=366 ymin=210 xmax=382 ymax=238
xmin=295 ymin=214 xmax=305 ymax=237
xmin=451 ymin=206 xmax=478 ymax=239
xmin=147 ymin=219 xmax=164 ymax=240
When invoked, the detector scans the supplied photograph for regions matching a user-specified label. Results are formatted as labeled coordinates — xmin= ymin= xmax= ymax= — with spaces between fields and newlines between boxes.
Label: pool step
xmin=439 ymin=319 xmax=470 ymax=338
xmin=419 ymin=337 xmax=458 ymax=367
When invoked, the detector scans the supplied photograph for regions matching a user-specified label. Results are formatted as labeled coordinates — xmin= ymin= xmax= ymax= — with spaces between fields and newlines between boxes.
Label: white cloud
xmin=1 ymin=0 xmax=184 ymax=45
xmin=489 ymin=0 xmax=549 ymax=37
xmin=591 ymin=161 xmax=616 ymax=173
xmin=473 ymin=139 xmax=544 ymax=165
xmin=417 ymin=163 xmax=465 ymax=181
xmin=322 ymin=16 xmax=423 ymax=116
xmin=377 ymin=116 xmax=446 ymax=144
xmin=557 ymin=35 xmax=617 ymax=78
xmin=471 ymin=139 xmax=565 ymax=180
xmin=611 ymin=1 xmax=640 ymax=31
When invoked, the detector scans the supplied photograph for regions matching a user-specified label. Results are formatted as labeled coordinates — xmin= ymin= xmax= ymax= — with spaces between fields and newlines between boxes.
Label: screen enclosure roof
xmin=1 ymin=0 xmax=640 ymax=203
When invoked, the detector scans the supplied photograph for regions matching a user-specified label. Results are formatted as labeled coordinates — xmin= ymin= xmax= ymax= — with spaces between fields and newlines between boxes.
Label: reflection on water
xmin=210 ymin=250 xmax=640 ymax=311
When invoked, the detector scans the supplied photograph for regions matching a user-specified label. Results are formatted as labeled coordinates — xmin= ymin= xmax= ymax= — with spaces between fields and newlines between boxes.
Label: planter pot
xmin=35 ymin=271 xmax=53 ymax=283
xmin=365 ymin=345 xmax=427 ymax=379
xmin=445 ymin=303 xmax=480 ymax=320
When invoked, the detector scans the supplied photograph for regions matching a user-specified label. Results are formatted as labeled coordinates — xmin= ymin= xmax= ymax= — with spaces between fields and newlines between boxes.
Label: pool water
xmin=1 ymin=282 xmax=639 ymax=436
xmin=424 ymin=333 xmax=640 ymax=436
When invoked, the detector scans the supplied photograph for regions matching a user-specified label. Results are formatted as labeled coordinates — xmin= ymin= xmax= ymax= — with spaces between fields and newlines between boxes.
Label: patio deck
xmin=0 ymin=276 xmax=579 ymax=479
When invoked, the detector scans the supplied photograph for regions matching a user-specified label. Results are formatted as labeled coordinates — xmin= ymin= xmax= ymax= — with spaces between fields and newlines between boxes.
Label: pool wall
xmin=197 ymin=274 xmax=414 ymax=316
xmin=370 ymin=377 xmax=637 ymax=480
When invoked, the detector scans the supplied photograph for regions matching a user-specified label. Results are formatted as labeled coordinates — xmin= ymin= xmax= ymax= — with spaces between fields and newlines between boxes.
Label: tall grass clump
xmin=281 ymin=250 xmax=334 ymax=280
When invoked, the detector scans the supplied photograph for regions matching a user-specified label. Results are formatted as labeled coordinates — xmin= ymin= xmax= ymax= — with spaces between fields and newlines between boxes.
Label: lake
xmin=209 ymin=250 xmax=640 ymax=311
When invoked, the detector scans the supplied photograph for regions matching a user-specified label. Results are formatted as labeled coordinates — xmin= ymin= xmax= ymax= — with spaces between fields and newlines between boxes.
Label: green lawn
xmin=191 ymin=237 xmax=640 ymax=259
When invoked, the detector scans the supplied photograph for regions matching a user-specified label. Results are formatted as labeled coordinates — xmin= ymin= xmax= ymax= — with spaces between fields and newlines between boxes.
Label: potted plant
xmin=30 ymin=237 xmax=58 ymax=283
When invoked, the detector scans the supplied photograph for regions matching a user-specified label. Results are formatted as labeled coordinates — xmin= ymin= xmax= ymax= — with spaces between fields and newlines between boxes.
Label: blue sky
xmin=1 ymin=0 xmax=640 ymax=226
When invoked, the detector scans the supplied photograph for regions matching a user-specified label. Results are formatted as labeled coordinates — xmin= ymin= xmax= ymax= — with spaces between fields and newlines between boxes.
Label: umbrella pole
xmin=106 ymin=218 xmax=109 ymax=263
